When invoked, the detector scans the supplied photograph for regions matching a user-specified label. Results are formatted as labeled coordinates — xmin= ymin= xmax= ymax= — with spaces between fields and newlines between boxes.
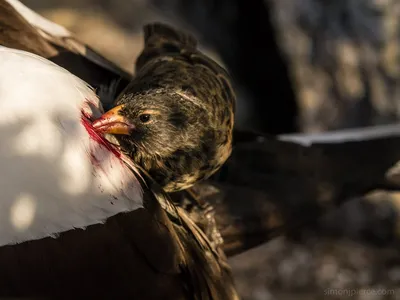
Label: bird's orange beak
xmin=92 ymin=104 xmax=134 ymax=135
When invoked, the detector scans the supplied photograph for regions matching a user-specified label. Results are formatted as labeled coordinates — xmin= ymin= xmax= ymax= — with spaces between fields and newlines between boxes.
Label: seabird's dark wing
xmin=204 ymin=126 xmax=400 ymax=255
xmin=0 ymin=0 xmax=131 ymax=109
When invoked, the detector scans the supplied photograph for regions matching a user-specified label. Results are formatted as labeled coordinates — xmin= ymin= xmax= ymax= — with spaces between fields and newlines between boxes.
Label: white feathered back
xmin=0 ymin=46 xmax=143 ymax=246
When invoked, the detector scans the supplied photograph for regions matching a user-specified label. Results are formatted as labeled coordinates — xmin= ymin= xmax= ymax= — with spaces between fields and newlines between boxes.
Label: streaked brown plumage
xmin=93 ymin=23 xmax=236 ymax=192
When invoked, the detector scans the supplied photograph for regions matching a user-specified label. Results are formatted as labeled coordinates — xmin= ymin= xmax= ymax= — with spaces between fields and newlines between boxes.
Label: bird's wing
xmin=227 ymin=126 xmax=400 ymax=196
xmin=0 ymin=0 xmax=57 ymax=57
xmin=4 ymin=0 xmax=131 ymax=78
xmin=135 ymin=22 xmax=197 ymax=71
xmin=202 ymin=126 xmax=400 ymax=256
xmin=0 ymin=0 xmax=131 ymax=108
xmin=279 ymin=123 xmax=400 ymax=145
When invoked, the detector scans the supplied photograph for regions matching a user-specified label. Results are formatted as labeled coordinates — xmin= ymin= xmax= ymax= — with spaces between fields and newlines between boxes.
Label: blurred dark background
xmin=21 ymin=0 xmax=400 ymax=299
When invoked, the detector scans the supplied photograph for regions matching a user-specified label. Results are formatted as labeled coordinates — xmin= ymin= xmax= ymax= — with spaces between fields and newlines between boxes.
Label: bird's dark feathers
xmin=136 ymin=22 xmax=197 ymax=72
xmin=0 ymin=0 xmax=130 ymax=109
xmin=0 ymin=0 xmax=57 ymax=57
xmin=143 ymin=22 xmax=198 ymax=48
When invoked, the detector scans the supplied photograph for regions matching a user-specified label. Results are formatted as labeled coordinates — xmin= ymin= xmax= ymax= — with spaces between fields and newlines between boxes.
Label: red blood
xmin=81 ymin=108 xmax=92 ymax=121
xmin=80 ymin=110 xmax=121 ymax=158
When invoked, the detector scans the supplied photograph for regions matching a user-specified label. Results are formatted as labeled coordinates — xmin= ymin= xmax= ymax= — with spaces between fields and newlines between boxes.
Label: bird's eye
xmin=139 ymin=114 xmax=151 ymax=123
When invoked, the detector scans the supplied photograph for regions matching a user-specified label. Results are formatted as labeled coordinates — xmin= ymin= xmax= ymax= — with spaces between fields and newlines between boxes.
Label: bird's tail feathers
xmin=143 ymin=22 xmax=197 ymax=49
xmin=135 ymin=22 xmax=198 ymax=72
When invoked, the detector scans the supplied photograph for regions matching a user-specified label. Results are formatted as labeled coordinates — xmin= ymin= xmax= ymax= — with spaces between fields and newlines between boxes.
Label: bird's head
xmin=92 ymin=92 xmax=207 ymax=161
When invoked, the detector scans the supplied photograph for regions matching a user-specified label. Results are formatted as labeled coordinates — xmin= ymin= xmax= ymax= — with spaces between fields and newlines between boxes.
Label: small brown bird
xmin=92 ymin=23 xmax=236 ymax=192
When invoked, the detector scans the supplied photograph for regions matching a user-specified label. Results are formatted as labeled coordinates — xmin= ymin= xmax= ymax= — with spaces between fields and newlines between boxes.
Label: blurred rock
xmin=229 ymin=238 xmax=400 ymax=300
xmin=268 ymin=0 xmax=400 ymax=132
